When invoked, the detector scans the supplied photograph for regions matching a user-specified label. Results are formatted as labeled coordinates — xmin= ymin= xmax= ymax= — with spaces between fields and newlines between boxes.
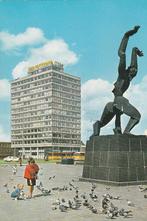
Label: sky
xmin=1 ymin=0 xmax=147 ymax=143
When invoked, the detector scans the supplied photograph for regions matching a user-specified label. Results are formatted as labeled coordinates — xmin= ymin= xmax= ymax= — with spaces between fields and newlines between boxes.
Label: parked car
xmin=3 ymin=156 xmax=19 ymax=162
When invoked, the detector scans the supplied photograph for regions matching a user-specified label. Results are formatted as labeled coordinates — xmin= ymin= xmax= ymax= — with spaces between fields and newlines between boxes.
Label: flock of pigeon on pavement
xmin=1 ymin=163 xmax=147 ymax=219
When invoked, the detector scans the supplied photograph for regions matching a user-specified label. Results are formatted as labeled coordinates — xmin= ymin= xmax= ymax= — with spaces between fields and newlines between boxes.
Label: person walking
xmin=24 ymin=157 xmax=39 ymax=198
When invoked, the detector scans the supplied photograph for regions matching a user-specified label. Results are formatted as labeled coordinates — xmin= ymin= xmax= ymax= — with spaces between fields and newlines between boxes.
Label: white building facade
xmin=11 ymin=61 xmax=81 ymax=159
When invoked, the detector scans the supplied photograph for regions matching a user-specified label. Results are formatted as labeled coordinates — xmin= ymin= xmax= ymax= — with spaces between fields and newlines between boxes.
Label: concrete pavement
xmin=0 ymin=163 xmax=147 ymax=221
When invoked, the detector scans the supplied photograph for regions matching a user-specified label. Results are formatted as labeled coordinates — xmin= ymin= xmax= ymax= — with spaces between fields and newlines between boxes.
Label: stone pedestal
xmin=81 ymin=135 xmax=147 ymax=185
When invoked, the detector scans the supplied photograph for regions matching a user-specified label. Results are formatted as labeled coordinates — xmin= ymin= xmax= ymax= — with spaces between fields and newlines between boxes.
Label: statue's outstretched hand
xmin=126 ymin=25 xmax=140 ymax=37
xmin=134 ymin=26 xmax=140 ymax=33
xmin=136 ymin=48 xmax=144 ymax=57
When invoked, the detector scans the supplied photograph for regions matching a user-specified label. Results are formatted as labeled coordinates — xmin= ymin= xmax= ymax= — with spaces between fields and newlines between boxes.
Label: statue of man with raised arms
xmin=93 ymin=26 xmax=143 ymax=136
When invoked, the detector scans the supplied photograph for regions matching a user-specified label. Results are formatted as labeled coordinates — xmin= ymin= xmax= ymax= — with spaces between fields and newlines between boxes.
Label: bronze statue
xmin=93 ymin=26 xmax=143 ymax=136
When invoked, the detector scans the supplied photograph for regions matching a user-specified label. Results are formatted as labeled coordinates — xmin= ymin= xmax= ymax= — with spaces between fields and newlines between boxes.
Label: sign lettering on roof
xmin=28 ymin=60 xmax=62 ymax=73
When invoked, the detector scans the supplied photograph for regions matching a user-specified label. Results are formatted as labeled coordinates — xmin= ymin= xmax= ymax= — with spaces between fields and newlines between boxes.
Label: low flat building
xmin=0 ymin=142 xmax=13 ymax=158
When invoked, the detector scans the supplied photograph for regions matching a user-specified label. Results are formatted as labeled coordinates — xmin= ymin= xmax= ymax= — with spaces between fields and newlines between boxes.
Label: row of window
xmin=12 ymin=139 xmax=81 ymax=145
xmin=12 ymin=122 xmax=80 ymax=129
xmin=12 ymin=101 xmax=81 ymax=112
xmin=11 ymin=78 xmax=80 ymax=96
xmin=11 ymin=71 xmax=80 ymax=89
xmin=12 ymin=133 xmax=80 ymax=140
xmin=12 ymin=127 xmax=80 ymax=135
xmin=12 ymin=90 xmax=80 ymax=104
xmin=12 ymin=115 xmax=80 ymax=124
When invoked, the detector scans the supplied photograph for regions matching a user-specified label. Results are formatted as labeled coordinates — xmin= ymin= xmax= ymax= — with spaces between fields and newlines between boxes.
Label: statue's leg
xmin=123 ymin=103 xmax=141 ymax=134
xmin=93 ymin=102 xmax=115 ymax=136
xmin=113 ymin=110 xmax=122 ymax=134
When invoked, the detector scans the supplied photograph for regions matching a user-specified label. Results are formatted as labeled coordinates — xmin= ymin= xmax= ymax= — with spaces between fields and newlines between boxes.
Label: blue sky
xmin=0 ymin=0 xmax=147 ymax=142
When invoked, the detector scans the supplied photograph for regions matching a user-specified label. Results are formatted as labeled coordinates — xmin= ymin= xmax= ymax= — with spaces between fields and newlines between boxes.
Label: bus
xmin=44 ymin=151 xmax=85 ymax=162
xmin=73 ymin=152 xmax=85 ymax=161
xmin=44 ymin=151 xmax=74 ymax=161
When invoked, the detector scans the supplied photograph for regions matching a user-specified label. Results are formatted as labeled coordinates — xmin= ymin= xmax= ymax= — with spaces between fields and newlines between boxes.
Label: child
xmin=19 ymin=157 xmax=22 ymax=166
xmin=11 ymin=184 xmax=24 ymax=200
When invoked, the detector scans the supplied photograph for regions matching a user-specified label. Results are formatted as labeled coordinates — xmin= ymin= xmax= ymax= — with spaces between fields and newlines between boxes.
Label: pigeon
xmin=87 ymin=204 xmax=93 ymax=210
xmin=81 ymin=193 xmax=86 ymax=199
xmin=113 ymin=196 xmax=121 ymax=200
xmin=102 ymin=197 xmax=110 ymax=210
xmin=6 ymin=189 xmax=10 ymax=193
xmin=39 ymin=181 xmax=43 ymax=187
xmin=63 ymin=186 xmax=68 ymax=191
xmin=69 ymin=182 xmax=73 ymax=187
xmin=110 ymin=204 xmax=119 ymax=217
xmin=3 ymin=183 xmax=9 ymax=193
xmin=123 ymin=211 xmax=133 ymax=218
xmin=61 ymin=198 xmax=65 ymax=203
xmin=36 ymin=182 xmax=51 ymax=195
xmin=127 ymin=200 xmax=135 ymax=207
xmin=83 ymin=199 xmax=89 ymax=207
xmin=42 ymin=189 xmax=51 ymax=195
xmin=12 ymin=165 xmax=17 ymax=175
xmin=76 ymin=189 xmax=78 ymax=194
xmin=91 ymin=183 xmax=96 ymax=189
xmin=89 ymin=193 xmax=98 ymax=201
xmin=138 ymin=185 xmax=147 ymax=192
xmin=69 ymin=182 xmax=77 ymax=189
xmin=106 ymin=187 xmax=110 ymax=190
xmin=73 ymin=197 xmax=82 ymax=203
xmin=59 ymin=204 xmax=68 ymax=212
xmin=70 ymin=203 xmax=81 ymax=210
xmin=52 ymin=187 xmax=59 ymax=191
xmin=52 ymin=200 xmax=60 ymax=206
xmin=91 ymin=206 xmax=98 ymax=214
xmin=51 ymin=205 xmax=57 ymax=210
xmin=119 ymin=208 xmax=133 ymax=217
xmin=68 ymin=200 xmax=73 ymax=208
xmin=107 ymin=211 xmax=114 ymax=219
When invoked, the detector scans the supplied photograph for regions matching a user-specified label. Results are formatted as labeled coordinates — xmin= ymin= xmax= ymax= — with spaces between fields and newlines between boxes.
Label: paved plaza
xmin=0 ymin=162 xmax=147 ymax=221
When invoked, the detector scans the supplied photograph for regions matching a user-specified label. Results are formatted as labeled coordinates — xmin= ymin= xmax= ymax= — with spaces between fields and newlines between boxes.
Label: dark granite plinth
xmin=81 ymin=135 xmax=147 ymax=185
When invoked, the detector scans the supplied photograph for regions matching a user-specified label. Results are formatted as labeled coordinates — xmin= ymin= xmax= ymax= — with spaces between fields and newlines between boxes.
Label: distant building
xmin=11 ymin=60 xmax=81 ymax=159
xmin=0 ymin=142 xmax=13 ymax=158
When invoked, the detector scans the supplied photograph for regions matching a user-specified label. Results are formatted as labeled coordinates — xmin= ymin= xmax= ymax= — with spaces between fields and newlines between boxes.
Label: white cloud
xmin=12 ymin=61 xmax=29 ymax=79
xmin=144 ymin=129 xmax=147 ymax=135
xmin=81 ymin=78 xmax=113 ymax=142
xmin=0 ymin=79 xmax=10 ymax=99
xmin=12 ymin=39 xmax=78 ymax=79
xmin=0 ymin=125 xmax=10 ymax=142
xmin=81 ymin=75 xmax=147 ymax=143
xmin=0 ymin=27 xmax=45 ymax=51
xmin=125 ymin=75 xmax=147 ymax=118
xmin=29 ymin=39 xmax=78 ymax=65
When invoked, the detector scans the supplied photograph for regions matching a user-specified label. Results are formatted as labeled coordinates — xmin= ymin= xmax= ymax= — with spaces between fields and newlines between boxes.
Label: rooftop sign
xmin=28 ymin=60 xmax=63 ymax=73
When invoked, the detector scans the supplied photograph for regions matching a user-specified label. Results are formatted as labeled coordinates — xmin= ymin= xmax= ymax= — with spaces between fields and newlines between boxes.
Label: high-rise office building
xmin=11 ymin=61 xmax=81 ymax=159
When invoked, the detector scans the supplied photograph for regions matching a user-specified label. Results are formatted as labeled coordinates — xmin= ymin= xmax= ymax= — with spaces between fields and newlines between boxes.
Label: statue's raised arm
xmin=118 ymin=26 xmax=143 ymax=80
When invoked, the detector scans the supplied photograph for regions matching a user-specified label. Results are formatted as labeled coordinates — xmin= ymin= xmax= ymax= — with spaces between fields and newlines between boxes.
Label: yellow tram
xmin=44 ymin=151 xmax=85 ymax=162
